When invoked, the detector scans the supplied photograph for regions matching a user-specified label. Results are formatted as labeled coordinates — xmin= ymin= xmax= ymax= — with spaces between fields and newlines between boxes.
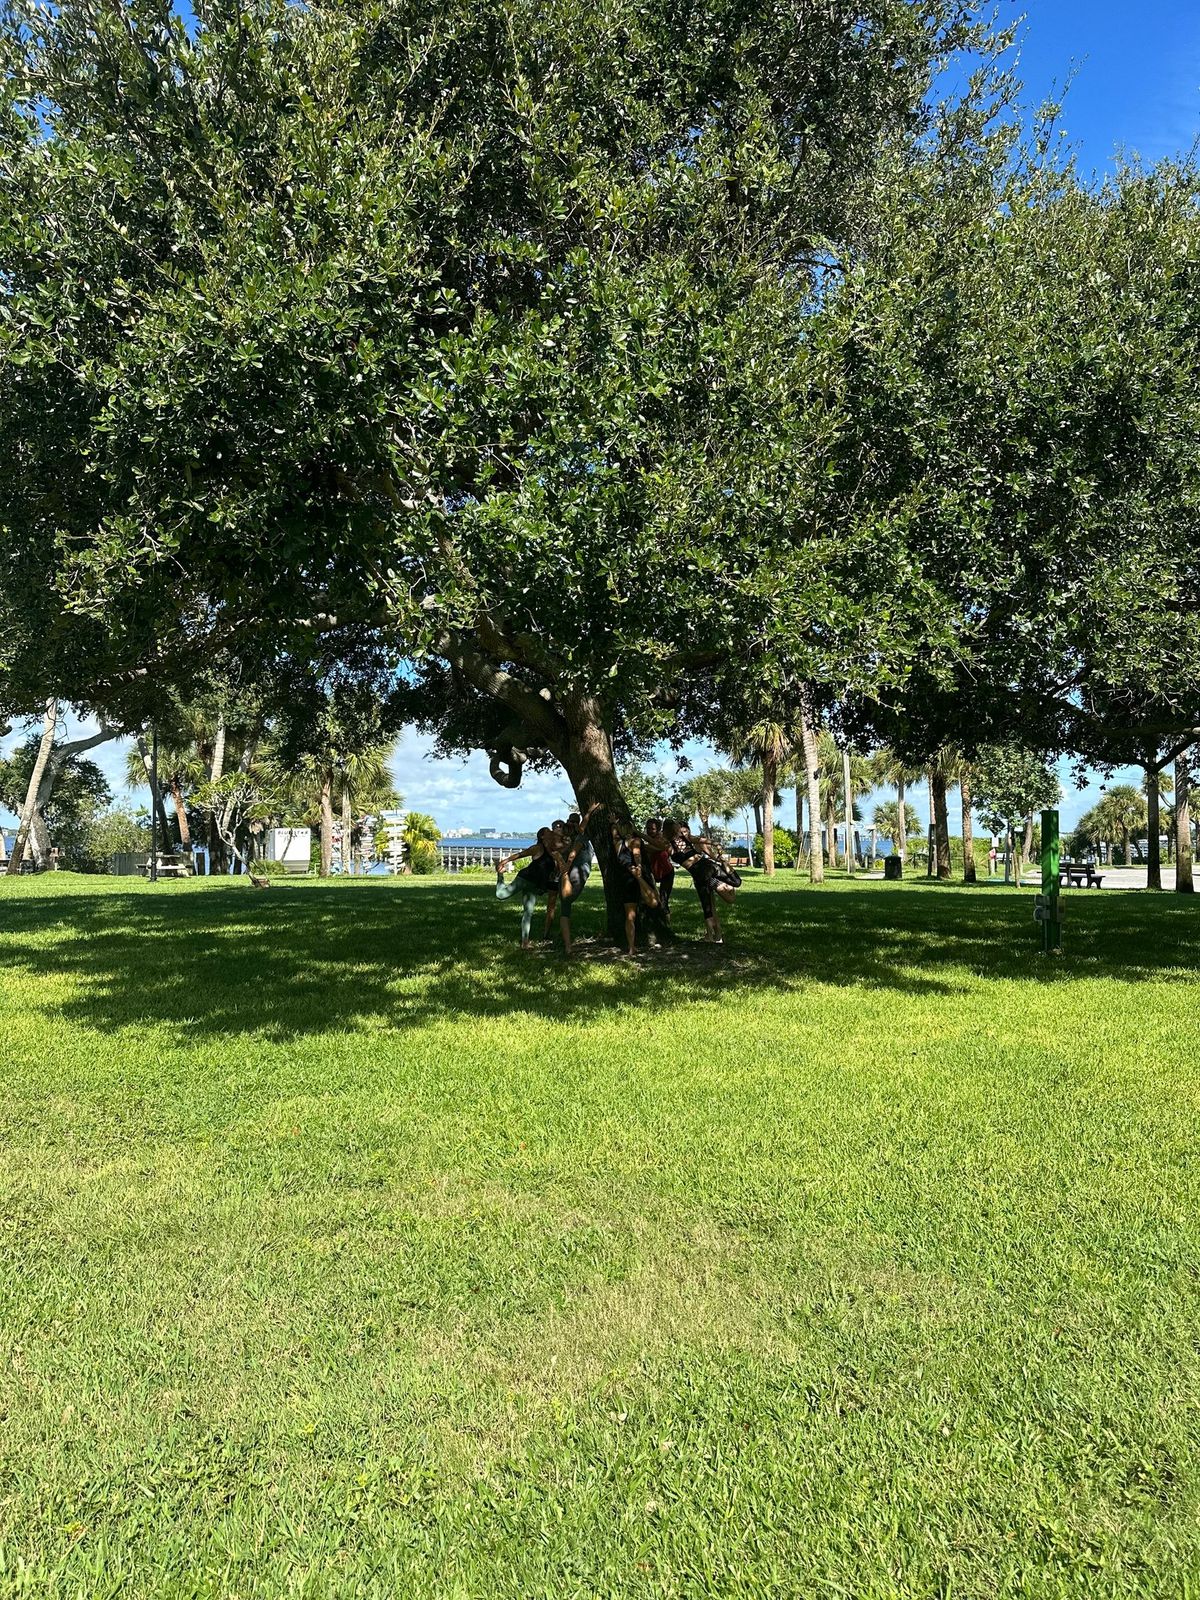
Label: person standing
xmin=611 ymin=817 xmax=667 ymax=956
xmin=665 ymin=819 xmax=727 ymax=943
xmin=643 ymin=817 xmax=676 ymax=924
xmin=496 ymin=828 xmax=562 ymax=949
xmin=554 ymin=803 xmax=601 ymax=956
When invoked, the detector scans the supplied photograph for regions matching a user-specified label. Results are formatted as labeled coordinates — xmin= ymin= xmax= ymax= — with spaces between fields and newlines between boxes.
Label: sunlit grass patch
xmin=0 ymin=872 xmax=1198 ymax=1597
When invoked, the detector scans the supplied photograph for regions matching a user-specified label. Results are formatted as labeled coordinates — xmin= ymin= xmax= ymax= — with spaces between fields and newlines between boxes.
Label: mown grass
xmin=0 ymin=871 xmax=1198 ymax=1599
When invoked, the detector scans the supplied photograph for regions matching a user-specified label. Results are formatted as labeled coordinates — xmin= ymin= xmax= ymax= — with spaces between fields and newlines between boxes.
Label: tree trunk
xmin=1176 ymin=750 xmax=1194 ymax=894
xmin=30 ymin=806 xmax=53 ymax=866
xmin=960 ymin=771 xmax=976 ymax=883
xmin=319 ymin=771 xmax=334 ymax=878
xmin=752 ymin=797 xmax=763 ymax=838
xmin=799 ymin=698 xmax=824 ymax=884
xmin=6 ymin=697 xmax=57 ymax=874
xmin=556 ymin=703 xmax=644 ymax=941
xmin=761 ymin=752 xmax=777 ymax=877
xmin=209 ymin=721 xmax=226 ymax=784
xmin=842 ymin=746 xmax=854 ymax=876
xmin=1146 ymin=766 xmax=1162 ymax=889
xmin=794 ymin=776 xmax=804 ymax=872
xmin=926 ymin=770 xmax=935 ymax=876
xmin=340 ymin=781 xmax=352 ymax=876
xmin=932 ymin=771 xmax=951 ymax=879
xmin=897 ymin=775 xmax=908 ymax=869
xmin=135 ymin=732 xmax=173 ymax=846
xmin=170 ymin=781 xmax=191 ymax=850
xmin=826 ymin=802 xmax=838 ymax=870
xmin=1022 ymin=812 xmax=1034 ymax=878
xmin=206 ymin=719 xmax=227 ymax=874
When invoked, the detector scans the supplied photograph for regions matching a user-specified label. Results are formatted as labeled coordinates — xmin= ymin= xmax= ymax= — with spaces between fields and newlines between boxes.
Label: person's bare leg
xmin=624 ymin=904 xmax=638 ymax=956
xmin=560 ymin=909 xmax=573 ymax=957
xmin=706 ymin=911 xmax=722 ymax=942
xmin=544 ymin=890 xmax=558 ymax=939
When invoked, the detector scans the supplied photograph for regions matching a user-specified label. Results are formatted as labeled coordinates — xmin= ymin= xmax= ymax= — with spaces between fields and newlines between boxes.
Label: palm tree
xmin=721 ymin=766 xmax=762 ymax=863
xmin=873 ymin=800 xmax=923 ymax=856
xmin=1094 ymin=785 xmax=1147 ymax=866
xmin=336 ymin=746 xmax=400 ymax=873
xmin=724 ymin=719 xmax=790 ymax=876
xmin=1142 ymin=764 xmax=1174 ymax=890
xmin=871 ymin=748 xmax=922 ymax=873
xmin=673 ymin=769 xmax=738 ymax=836
xmin=1176 ymin=748 xmax=1194 ymax=894
xmin=274 ymin=739 xmax=398 ymax=876
xmin=816 ymin=732 xmax=842 ymax=867
xmin=124 ymin=736 xmax=205 ymax=851
xmin=926 ymin=748 xmax=963 ymax=881
xmin=795 ymin=691 xmax=824 ymax=883
xmin=815 ymin=733 xmax=872 ymax=869
xmin=958 ymin=759 xmax=977 ymax=883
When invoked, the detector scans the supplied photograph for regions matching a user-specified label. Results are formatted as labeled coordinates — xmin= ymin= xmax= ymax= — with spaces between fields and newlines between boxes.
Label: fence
xmin=437 ymin=843 xmax=516 ymax=873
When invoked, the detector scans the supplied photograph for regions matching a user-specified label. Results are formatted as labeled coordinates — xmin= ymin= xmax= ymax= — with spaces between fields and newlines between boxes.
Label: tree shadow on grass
xmin=0 ymin=877 xmax=1195 ymax=1045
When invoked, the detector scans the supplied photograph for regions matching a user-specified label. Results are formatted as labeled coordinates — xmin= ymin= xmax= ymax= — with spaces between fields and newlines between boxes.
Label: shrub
xmin=753 ymin=826 xmax=798 ymax=868
xmin=79 ymin=807 xmax=152 ymax=872
xmin=408 ymin=840 xmax=440 ymax=875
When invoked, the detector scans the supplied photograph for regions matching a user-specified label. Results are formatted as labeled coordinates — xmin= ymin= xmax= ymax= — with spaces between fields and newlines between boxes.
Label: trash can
xmin=883 ymin=856 xmax=903 ymax=881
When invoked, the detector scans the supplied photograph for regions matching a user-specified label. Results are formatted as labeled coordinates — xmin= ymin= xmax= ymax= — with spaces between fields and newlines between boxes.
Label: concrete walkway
xmin=866 ymin=866 xmax=1174 ymax=891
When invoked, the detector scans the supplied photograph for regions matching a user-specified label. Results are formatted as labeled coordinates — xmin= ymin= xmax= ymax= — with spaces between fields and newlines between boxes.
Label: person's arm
xmin=497 ymin=843 xmax=537 ymax=872
xmin=565 ymin=824 xmax=596 ymax=869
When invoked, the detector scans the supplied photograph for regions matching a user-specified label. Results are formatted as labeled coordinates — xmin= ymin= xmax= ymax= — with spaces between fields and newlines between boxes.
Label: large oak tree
xmin=1 ymin=0 xmax=995 ymax=927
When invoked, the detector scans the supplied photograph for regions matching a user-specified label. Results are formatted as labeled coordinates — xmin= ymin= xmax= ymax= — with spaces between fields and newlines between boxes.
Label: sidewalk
xmin=1017 ymin=866 xmax=1152 ymax=892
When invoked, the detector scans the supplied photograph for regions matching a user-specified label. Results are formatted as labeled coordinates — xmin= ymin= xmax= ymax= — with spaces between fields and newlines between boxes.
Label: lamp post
xmin=149 ymin=725 xmax=158 ymax=884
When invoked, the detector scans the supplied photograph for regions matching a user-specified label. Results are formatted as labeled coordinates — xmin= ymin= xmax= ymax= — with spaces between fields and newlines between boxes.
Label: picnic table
xmin=1058 ymin=861 xmax=1104 ymax=889
xmin=137 ymin=854 xmax=193 ymax=880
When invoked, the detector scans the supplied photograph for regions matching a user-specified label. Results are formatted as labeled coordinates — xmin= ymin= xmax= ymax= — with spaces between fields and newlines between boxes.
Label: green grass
xmin=1 ymin=871 xmax=1198 ymax=1599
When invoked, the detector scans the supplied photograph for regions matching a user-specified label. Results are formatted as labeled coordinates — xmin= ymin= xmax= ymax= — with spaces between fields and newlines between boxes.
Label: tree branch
xmin=433 ymin=632 xmax=566 ymax=748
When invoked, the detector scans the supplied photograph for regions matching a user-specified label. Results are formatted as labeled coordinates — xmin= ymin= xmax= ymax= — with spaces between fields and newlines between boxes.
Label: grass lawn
xmin=1 ymin=871 xmax=1198 ymax=1598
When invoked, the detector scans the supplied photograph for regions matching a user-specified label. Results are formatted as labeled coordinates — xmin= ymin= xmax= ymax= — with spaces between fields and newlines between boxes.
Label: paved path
xmin=866 ymin=866 xmax=1169 ymax=891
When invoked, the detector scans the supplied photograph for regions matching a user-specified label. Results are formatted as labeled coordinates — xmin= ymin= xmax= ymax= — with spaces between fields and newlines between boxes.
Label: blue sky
xmin=1009 ymin=1 xmax=1200 ymax=173
xmin=4 ymin=2 xmax=1196 ymax=836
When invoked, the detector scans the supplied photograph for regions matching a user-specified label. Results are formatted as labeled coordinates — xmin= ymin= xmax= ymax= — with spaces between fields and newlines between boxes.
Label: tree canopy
xmin=3 ymin=0 xmax=1198 ymax=906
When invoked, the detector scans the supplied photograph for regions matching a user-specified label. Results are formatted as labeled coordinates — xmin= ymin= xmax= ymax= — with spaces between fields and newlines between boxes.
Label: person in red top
xmin=642 ymin=817 xmax=675 ymax=924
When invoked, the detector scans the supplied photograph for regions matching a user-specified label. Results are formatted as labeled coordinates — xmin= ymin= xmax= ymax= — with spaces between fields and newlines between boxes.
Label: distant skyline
xmin=4 ymin=1 xmax=1194 ymax=836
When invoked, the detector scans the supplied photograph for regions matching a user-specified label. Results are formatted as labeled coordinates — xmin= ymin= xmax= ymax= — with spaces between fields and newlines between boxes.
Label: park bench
xmin=1058 ymin=862 xmax=1104 ymax=889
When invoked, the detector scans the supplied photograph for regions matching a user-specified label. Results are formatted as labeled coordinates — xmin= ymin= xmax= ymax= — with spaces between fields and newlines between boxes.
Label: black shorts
xmin=616 ymin=869 xmax=643 ymax=906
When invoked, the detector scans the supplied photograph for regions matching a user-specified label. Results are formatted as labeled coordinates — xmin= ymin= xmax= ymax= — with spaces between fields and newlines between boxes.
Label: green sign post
xmin=1035 ymin=807 xmax=1062 ymax=954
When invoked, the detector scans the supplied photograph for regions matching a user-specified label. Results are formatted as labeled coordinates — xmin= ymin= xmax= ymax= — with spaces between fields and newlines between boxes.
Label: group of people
xmin=496 ymin=807 xmax=742 ymax=956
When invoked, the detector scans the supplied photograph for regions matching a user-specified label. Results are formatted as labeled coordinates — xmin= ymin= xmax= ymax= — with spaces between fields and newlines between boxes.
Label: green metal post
xmin=1040 ymin=807 xmax=1061 ymax=953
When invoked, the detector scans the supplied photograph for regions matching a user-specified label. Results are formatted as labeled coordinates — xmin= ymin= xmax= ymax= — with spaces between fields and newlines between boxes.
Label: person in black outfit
xmin=496 ymin=827 xmax=563 ymax=948
xmin=664 ymin=819 xmax=737 ymax=943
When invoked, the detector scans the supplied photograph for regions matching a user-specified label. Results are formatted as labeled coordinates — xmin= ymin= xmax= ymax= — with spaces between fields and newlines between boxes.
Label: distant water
xmin=439 ymin=836 xmax=536 ymax=849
